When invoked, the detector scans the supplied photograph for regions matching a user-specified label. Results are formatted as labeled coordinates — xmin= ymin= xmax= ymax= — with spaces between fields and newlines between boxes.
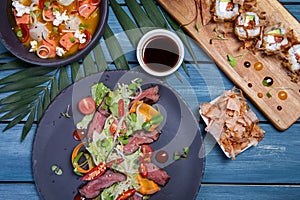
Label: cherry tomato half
xmin=78 ymin=30 xmax=92 ymax=50
xmin=78 ymin=96 xmax=96 ymax=115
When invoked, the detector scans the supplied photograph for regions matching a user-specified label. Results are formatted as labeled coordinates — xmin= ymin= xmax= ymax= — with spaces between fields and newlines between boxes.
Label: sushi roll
xmin=213 ymin=0 xmax=240 ymax=22
xmin=282 ymin=44 xmax=300 ymax=82
xmin=235 ymin=12 xmax=261 ymax=40
xmin=261 ymin=26 xmax=290 ymax=54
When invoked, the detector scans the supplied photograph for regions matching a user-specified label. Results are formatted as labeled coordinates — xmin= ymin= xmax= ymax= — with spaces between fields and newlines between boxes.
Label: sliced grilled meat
xmin=123 ymin=129 xmax=160 ymax=155
xmin=79 ymin=170 xmax=126 ymax=199
xmin=144 ymin=162 xmax=170 ymax=186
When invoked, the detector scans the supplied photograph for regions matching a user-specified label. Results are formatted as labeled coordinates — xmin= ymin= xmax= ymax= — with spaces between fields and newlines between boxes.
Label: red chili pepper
xmin=118 ymin=99 xmax=124 ymax=118
xmin=139 ymin=162 xmax=148 ymax=178
xmin=78 ymin=30 xmax=92 ymax=50
xmin=116 ymin=189 xmax=136 ymax=200
xmin=39 ymin=0 xmax=44 ymax=9
xmin=81 ymin=162 xmax=107 ymax=181
xmin=90 ymin=0 xmax=102 ymax=6
xmin=20 ymin=24 xmax=29 ymax=43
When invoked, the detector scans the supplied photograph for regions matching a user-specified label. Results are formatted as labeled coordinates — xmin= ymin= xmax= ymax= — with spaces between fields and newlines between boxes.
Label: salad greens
xmin=74 ymin=78 xmax=163 ymax=199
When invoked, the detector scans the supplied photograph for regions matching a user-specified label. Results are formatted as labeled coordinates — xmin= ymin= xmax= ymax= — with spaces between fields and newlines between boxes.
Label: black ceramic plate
xmin=32 ymin=71 xmax=205 ymax=200
xmin=0 ymin=0 xmax=108 ymax=67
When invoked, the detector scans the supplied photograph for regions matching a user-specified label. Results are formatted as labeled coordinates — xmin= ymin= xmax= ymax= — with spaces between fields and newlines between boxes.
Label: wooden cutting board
xmin=157 ymin=0 xmax=300 ymax=131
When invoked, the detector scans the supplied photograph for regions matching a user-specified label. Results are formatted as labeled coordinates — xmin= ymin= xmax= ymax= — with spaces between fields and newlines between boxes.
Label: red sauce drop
xmin=254 ymin=62 xmax=263 ymax=71
xmin=155 ymin=150 xmax=169 ymax=163
xmin=74 ymin=193 xmax=86 ymax=200
xmin=278 ymin=91 xmax=288 ymax=100
xmin=73 ymin=129 xmax=86 ymax=141
xmin=257 ymin=93 xmax=263 ymax=98
xmin=277 ymin=106 xmax=282 ymax=111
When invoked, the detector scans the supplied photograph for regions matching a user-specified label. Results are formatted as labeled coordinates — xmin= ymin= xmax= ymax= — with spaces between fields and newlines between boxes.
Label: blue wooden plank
xmin=0 ymin=123 xmax=299 ymax=184
xmin=198 ymin=185 xmax=300 ymax=200
xmin=202 ymin=123 xmax=300 ymax=184
xmin=0 ymin=124 xmax=35 ymax=181
xmin=0 ymin=183 xmax=299 ymax=200
xmin=0 ymin=184 xmax=40 ymax=200
xmin=283 ymin=5 xmax=300 ymax=21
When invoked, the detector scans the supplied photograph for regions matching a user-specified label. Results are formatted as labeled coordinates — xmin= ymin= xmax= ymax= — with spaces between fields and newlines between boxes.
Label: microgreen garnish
xmin=53 ymin=27 xmax=58 ymax=33
xmin=44 ymin=1 xmax=51 ymax=9
xmin=209 ymin=27 xmax=227 ymax=44
xmin=266 ymin=92 xmax=272 ymax=98
xmin=227 ymin=54 xmax=237 ymax=67
xmin=173 ymin=146 xmax=190 ymax=161
xmin=17 ymin=31 xmax=23 ymax=38
xmin=79 ymin=23 xmax=90 ymax=30
xmin=61 ymin=104 xmax=71 ymax=118
xmin=51 ymin=165 xmax=63 ymax=175
xmin=118 ymin=135 xmax=129 ymax=145
xmin=262 ymin=80 xmax=268 ymax=86
xmin=69 ymin=37 xmax=76 ymax=43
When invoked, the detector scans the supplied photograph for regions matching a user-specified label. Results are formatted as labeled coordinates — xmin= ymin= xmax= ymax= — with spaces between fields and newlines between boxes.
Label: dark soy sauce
xmin=143 ymin=36 xmax=179 ymax=72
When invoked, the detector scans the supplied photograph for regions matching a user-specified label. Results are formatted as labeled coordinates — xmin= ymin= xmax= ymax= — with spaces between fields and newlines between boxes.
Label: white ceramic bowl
xmin=136 ymin=29 xmax=184 ymax=77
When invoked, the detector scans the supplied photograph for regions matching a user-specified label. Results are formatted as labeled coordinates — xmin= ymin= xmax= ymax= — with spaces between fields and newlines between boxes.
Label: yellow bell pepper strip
xmin=137 ymin=174 xmax=160 ymax=195
xmin=71 ymin=142 xmax=91 ymax=174
xmin=116 ymin=188 xmax=136 ymax=200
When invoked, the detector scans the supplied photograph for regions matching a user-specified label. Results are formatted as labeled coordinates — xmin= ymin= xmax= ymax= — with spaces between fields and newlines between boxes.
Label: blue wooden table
xmin=0 ymin=0 xmax=299 ymax=199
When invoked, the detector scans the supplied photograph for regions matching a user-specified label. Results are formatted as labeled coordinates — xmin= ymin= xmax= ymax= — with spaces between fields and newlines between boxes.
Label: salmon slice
xmin=14 ymin=10 xmax=30 ymax=25
xmin=78 ymin=3 xmax=97 ymax=18
xmin=59 ymin=32 xmax=79 ymax=51
xmin=42 ymin=39 xmax=57 ymax=58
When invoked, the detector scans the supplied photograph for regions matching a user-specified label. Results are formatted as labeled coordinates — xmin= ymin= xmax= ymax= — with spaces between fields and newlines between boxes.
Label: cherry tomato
xmin=116 ymin=189 xmax=136 ymax=200
xmin=109 ymin=120 xmax=118 ymax=135
xmin=90 ymin=0 xmax=101 ymax=6
xmin=20 ymin=24 xmax=29 ymax=43
xmin=78 ymin=96 xmax=96 ymax=115
xmin=78 ymin=30 xmax=92 ymax=50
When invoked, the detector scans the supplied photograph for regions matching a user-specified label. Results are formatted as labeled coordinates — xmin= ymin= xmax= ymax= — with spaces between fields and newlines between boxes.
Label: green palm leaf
xmin=140 ymin=0 xmax=168 ymax=28
xmin=0 ymin=1 xmax=201 ymax=141
xmin=93 ymin=43 xmax=108 ymax=72
xmin=0 ymin=66 xmax=55 ymax=85
xmin=104 ymin=25 xmax=130 ymax=70
xmin=0 ymin=87 xmax=44 ymax=104
xmin=125 ymin=0 xmax=156 ymax=33
xmin=3 ymin=109 xmax=31 ymax=132
xmin=58 ymin=66 xmax=70 ymax=91
xmin=110 ymin=0 xmax=143 ymax=48
xmin=83 ymin=54 xmax=97 ymax=76
xmin=71 ymin=61 xmax=84 ymax=82
xmin=21 ymin=106 xmax=36 ymax=141
xmin=0 ymin=59 xmax=31 ymax=70
xmin=0 ymin=76 xmax=52 ymax=93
